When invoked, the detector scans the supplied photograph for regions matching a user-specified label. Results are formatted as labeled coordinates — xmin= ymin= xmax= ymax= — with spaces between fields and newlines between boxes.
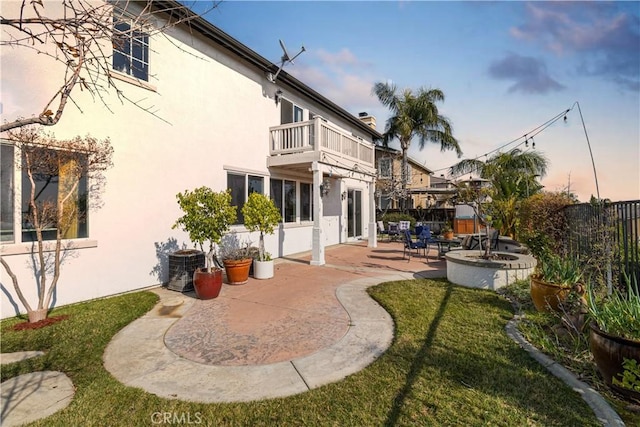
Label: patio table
xmin=432 ymin=237 xmax=462 ymax=258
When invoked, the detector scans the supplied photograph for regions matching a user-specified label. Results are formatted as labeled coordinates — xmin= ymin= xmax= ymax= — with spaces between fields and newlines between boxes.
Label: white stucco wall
xmin=0 ymin=2 xmax=373 ymax=318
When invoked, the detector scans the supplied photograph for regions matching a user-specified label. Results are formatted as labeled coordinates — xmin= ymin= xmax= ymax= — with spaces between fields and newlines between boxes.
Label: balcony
xmin=268 ymin=117 xmax=375 ymax=172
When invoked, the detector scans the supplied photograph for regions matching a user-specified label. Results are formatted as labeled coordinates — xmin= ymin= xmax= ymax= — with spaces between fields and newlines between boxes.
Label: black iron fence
xmin=563 ymin=200 xmax=640 ymax=292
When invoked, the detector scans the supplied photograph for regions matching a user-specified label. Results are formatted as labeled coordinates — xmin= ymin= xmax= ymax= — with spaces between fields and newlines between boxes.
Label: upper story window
xmin=280 ymin=99 xmax=304 ymax=124
xmin=113 ymin=10 xmax=149 ymax=81
xmin=378 ymin=158 xmax=392 ymax=179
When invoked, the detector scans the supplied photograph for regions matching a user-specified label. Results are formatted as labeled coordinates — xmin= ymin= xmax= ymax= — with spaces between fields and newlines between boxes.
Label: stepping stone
xmin=0 ymin=351 xmax=45 ymax=365
xmin=1 ymin=371 xmax=74 ymax=427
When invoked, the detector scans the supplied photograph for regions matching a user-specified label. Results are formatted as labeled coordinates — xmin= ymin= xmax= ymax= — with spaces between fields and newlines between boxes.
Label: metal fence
xmin=563 ymin=200 xmax=640 ymax=292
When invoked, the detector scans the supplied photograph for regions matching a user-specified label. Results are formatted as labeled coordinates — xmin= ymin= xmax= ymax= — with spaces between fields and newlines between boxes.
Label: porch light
xmin=320 ymin=178 xmax=331 ymax=197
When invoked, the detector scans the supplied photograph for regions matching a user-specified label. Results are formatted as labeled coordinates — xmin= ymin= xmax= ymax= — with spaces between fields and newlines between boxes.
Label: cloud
xmin=511 ymin=2 xmax=640 ymax=92
xmin=287 ymin=47 xmax=380 ymax=114
xmin=315 ymin=48 xmax=364 ymax=68
xmin=488 ymin=52 xmax=565 ymax=94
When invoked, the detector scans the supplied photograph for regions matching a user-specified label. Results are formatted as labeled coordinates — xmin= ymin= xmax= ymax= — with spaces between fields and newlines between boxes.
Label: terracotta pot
xmin=223 ymin=258 xmax=252 ymax=285
xmin=530 ymin=274 xmax=572 ymax=312
xmin=589 ymin=323 xmax=640 ymax=402
xmin=443 ymin=231 xmax=454 ymax=240
xmin=192 ymin=268 xmax=223 ymax=299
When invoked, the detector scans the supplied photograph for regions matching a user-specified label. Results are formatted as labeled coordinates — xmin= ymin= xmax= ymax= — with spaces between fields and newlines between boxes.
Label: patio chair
xmin=398 ymin=220 xmax=411 ymax=231
xmin=387 ymin=222 xmax=400 ymax=241
xmin=377 ymin=220 xmax=389 ymax=241
xmin=480 ymin=229 xmax=500 ymax=251
xmin=402 ymin=229 xmax=427 ymax=261
xmin=417 ymin=226 xmax=437 ymax=259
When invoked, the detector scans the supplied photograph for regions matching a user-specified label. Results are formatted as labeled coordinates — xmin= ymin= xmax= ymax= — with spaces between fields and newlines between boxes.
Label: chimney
xmin=358 ymin=112 xmax=376 ymax=130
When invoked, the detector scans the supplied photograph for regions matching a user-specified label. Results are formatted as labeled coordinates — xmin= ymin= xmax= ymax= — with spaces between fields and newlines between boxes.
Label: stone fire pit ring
xmin=445 ymin=250 xmax=537 ymax=291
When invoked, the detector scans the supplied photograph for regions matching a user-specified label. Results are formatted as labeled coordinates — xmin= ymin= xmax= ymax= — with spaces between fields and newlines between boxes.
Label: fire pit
xmin=445 ymin=250 xmax=537 ymax=291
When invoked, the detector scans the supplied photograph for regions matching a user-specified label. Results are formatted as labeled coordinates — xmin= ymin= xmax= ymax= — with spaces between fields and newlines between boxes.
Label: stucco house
xmin=0 ymin=1 xmax=382 ymax=319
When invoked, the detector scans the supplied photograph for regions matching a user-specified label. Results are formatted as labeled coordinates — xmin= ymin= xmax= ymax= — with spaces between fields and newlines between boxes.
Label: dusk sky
xmin=197 ymin=0 xmax=640 ymax=202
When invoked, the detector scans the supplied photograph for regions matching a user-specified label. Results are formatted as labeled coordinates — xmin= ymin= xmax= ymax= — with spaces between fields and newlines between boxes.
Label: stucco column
xmin=368 ymin=179 xmax=377 ymax=248
xmin=311 ymin=161 xmax=325 ymax=265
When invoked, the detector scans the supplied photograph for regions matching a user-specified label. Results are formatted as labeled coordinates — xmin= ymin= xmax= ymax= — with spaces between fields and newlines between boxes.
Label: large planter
xmin=193 ymin=268 xmax=223 ymax=299
xmin=253 ymin=259 xmax=274 ymax=280
xmin=530 ymin=274 xmax=572 ymax=312
xmin=589 ymin=323 xmax=640 ymax=402
xmin=223 ymin=258 xmax=252 ymax=285
xmin=167 ymin=250 xmax=205 ymax=292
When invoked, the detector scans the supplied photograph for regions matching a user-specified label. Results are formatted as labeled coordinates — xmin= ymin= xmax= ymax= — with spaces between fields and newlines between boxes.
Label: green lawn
xmin=1 ymin=280 xmax=603 ymax=426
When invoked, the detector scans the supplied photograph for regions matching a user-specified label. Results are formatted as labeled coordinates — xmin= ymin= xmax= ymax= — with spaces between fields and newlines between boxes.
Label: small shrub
xmin=612 ymin=358 xmax=640 ymax=392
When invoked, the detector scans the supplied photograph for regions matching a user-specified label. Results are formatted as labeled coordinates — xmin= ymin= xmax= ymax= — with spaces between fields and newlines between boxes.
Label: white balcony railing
xmin=270 ymin=117 xmax=374 ymax=168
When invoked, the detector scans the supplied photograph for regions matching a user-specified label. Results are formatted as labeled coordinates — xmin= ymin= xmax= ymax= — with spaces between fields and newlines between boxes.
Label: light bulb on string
xmin=525 ymin=138 xmax=528 ymax=148
xmin=531 ymin=137 xmax=535 ymax=149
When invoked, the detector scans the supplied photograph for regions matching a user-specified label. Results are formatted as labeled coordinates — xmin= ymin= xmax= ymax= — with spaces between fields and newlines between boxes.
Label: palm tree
xmin=450 ymin=148 xmax=548 ymax=237
xmin=373 ymin=82 xmax=461 ymax=209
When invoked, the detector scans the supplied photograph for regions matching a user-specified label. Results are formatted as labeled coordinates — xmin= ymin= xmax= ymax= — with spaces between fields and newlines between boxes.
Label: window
xmin=1 ymin=144 xmax=14 ymax=242
xmin=270 ymin=178 xmax=297 ymax=223
xmin=300 ymin=183 xmax=313 ymax=221
xmin=280 ymin=99 xmax=304 ymax=124
xmin=405 ymin=164 xmax=412 ymax=182
xmin=113 ymin=11 xmax=149 ymax=81
xmin=378 ymin=158 xmax=392 ymax=179
xmin=227 ymin=173 xmax=264 ymax=225
xmin=270 ymin=179 xmax=283 ymax=220
xmin=20 ymin=147 xmax=88 ymax=242
xmin=284 ymin=180 xmax=296 ymax=223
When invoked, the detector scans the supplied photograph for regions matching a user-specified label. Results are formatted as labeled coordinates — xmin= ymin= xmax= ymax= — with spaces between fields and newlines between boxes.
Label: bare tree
xmin=1 ymin=0 xmax=219 ymax=132
xmin=0 ymin=126 xmax=113 ymax=322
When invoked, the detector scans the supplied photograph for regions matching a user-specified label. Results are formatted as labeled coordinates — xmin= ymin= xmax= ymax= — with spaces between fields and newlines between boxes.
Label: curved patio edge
xmin=103 ymin=274 xmax=403 ymax=403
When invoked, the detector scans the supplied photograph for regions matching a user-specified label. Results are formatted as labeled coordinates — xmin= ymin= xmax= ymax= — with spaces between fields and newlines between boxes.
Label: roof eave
xmin=147 ymin=0 xmax=383 ymax=140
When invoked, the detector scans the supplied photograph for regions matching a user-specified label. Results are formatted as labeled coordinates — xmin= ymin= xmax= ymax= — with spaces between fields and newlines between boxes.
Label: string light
xmin=431 ymin=106 xmax=572 ymax=177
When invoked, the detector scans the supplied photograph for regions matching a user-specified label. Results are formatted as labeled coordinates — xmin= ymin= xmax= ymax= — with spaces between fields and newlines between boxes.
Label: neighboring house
xmin=374 ymin=146 xmax=434 ymax=210
xmin=422 ymin=175 xmax=457 ymax=209
xmin=0 ymin=1 xmax=382 ymax=319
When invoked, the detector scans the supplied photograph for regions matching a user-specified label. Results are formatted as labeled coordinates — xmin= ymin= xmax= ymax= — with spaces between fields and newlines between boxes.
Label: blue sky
xmin=196 ymin=1 xmax=639 ymax=202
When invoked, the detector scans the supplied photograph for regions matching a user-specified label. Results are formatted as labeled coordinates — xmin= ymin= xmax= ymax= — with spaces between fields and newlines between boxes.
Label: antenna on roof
xmin=268 ymin=39 xmax=305 ymax=83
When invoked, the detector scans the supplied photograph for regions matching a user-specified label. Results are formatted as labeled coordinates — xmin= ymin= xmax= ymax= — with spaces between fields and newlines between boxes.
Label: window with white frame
xmin=1 ymin=143 xmax=89 ymax=244
xmin=1 ymin=144 xmax=15 ymax=242
xmin=270 ymin=178 xmax=299 ymax=223
xmin=227 ymin=172 xmax=264 ymax=225
xmin=113 ymin=10 xmax=150 ymax=81
xmin=378 ymin=157 xmax=392 ymax=179
xmin=280 ymin=99 xmax=304 ymax=124
xmin=300 ymin=182 xmax=313 ymax=221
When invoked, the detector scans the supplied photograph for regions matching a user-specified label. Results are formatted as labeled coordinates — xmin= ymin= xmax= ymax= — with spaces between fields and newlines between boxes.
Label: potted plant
xmin=242 ymin=192 xmax=282 ymax=279
xmin=587 ymin=274 xmax=640 ymax=402
xmin=172 ymin=187 xmax=237 ymax=299
xmin=530 ymin=254 xmax=583 ymax=313
xmin=441 ymin=222 xmax=454 ymax=240
xmin=221 ymin=243 xmax=253 ymax=285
